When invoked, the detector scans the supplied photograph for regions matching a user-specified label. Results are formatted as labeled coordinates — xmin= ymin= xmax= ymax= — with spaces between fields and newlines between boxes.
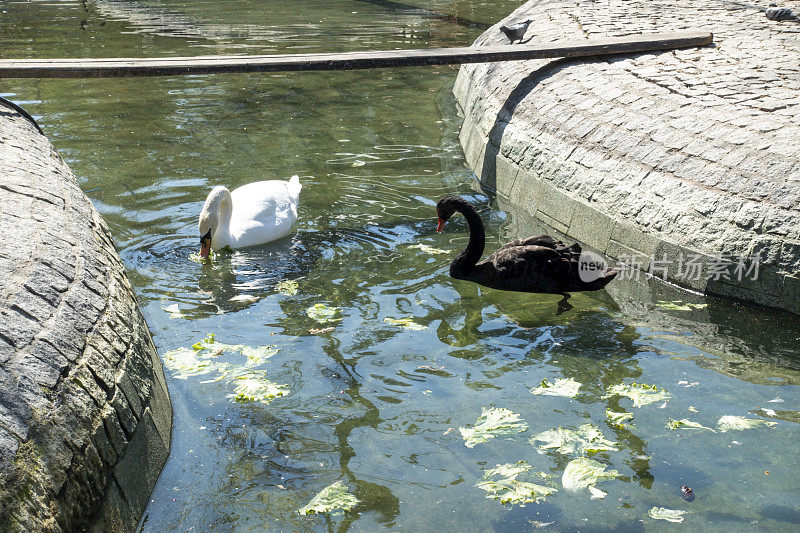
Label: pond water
xmin=3 ymin=1 xmax=800 ymax=531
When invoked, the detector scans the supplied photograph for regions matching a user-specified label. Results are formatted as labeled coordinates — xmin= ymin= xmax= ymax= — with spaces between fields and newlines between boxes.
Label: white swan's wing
xmin=227 ymin=179 xmax=300 ymax=248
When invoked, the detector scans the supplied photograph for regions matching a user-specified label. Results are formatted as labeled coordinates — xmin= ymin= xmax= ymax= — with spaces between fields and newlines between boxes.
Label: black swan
xmin=435 ymin=195 xmax=617 ymax=309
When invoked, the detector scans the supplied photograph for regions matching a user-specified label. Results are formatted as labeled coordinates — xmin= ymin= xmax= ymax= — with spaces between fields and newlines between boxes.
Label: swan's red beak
xmin=200 ymin=236 xmax=211 ymax=259
xmin=436 ymin=218 xmax=445 ymax=233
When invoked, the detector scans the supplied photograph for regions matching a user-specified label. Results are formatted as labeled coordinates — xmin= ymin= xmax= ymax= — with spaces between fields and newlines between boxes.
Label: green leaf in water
xmin=476 ymin=461 xmax=557 ymax=505
xmin=227 ymin=370 xmax=290 ymax=404
xmin=588 ymin=486 xmax=607 ymax=499
xmin=716 ymin=415 xmax=778 ymax=432
xmin=531 ymin=424 xmax=618 ymax=456
xmin=561 ymin=457 xmax=618 ymax=492
xmin=307 ymin=303 xmax=341 ymax=323
xmin=606 ymin=409 xmax=634 ymax=428
xmin=228 ymin=294 xmax=259 ymax=305
xmin=192 ymin=333 xmax=246 ymax=353
xmin=162 ymin=347 xmax=229 ymax=380
xmin=409 ymin=243 xmax=449 ymax=255
xmin=649 ymin=506 xmax=688 ymax=523
xmin=604 ymin=382 xmax=671 ymax=407
xmin=666 ymin=418 xmax=715 ymax=432
xmin=188 ymin=250 xmax=217 ymax=263
xmin=459 ymin=407 xmax=529 ymax=448
xmin=298 ymin=480 xmax=359 ymax=515
xmin=242 ymin=345 xmax=279 ymax=367
xmin=656 ymin=300 xmax=708 ymax=311
xmin=383 ymin=317 xmax=426 ymax=330
xmin=276 ymin=279 xmax=299 ymax=296
xmin=530 ymin=377 xmax=581 ymax=398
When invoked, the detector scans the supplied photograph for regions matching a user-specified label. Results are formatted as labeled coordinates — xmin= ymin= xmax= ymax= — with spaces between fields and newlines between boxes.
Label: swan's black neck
xmin=448 ymin=199 xmax=485 ymax=278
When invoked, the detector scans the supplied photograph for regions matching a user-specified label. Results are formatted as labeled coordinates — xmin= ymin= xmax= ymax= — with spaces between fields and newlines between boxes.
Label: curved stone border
xmin=454 ymin=0 xmax=800 ymax=314
xmin=0 ymin=101 xmax=171 ymax=531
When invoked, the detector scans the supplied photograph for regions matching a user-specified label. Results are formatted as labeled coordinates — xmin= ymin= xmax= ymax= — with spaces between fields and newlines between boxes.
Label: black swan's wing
xmin=475 ymin=242 xmax=616 ymax=293
xmin=500 ymin=234 xmax=559 ymax=250
xmin=500 ymin=235 xmax=582 ymax=256
xmin=475 ymin=244 xmax=572 ymax=292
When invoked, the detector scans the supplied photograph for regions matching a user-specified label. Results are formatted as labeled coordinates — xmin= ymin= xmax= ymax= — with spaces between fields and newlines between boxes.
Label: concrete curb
xmin=454 ymin=0 xmax=800 ymax=314
xmin=0 ymin=101 xmax=172 ymax=532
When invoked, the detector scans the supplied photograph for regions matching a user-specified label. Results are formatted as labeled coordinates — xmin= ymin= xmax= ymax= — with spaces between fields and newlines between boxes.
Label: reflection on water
xmin=4 ymin=0 xmax=800 ymax=531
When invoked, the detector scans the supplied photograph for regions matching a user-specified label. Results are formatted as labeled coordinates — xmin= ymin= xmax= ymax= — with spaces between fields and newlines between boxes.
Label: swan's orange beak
xmin=436 ymin=218 xmax=445 ymax=233
xmin=200 ymin=235 xmax=211 ymax=259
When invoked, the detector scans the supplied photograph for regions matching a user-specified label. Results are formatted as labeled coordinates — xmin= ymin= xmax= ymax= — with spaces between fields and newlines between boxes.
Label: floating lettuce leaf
xmin=410 ymin=243 xmax=449 ymax=255
xmin=307 ymin=303 xmax=341 ymax=323
xmin=188 ymin=250 xmax=217 ymax=263
xmin=649 ymin=506 xmax=688 ymax=523
xmin=227 ymin=370 xmax=290 ymax=404
xmin=604 ymin=382 xmax=671 ymax=407
xmin=242 ymin=345 xmax=279 ymax=367
xmin=531 ymin=424 xmax=618 ymax=456
xmin=666 ymin=418 xmax=715 ymax=432
xmin=164 ymin=335 xmax=285 ymax=403
xmin=383 ymin=317 xmax=426 ymax=330
xmin=162 ymin=346 xmax=229 ymax=379
xmin=530 ymin=377 xmax=581 ymax=398
xmin=476 ymin=461 xmax=557 ymax=505
xmin=606 ymin=409 xmax=634 ymax=428
xmin=276 ymin=280 xmax=299 ymax=296
xmin=298 ymin=480 xmax=359 ymax=515
xmin=459 ymin=407 xmax=529 ymax=448
xmin=656 ymin=300 xmax=708 ymax=311
xmin=161 ymin=304 xmax=185 ymax=319
xmin=483 ymin=461 xmax=535 ymax=479
xmin=562 ymin=457 xmax=619 ymax=492
xmin=716 ymin=415 xmax=778 ymax=432
xmin=588 ymin=486 xmax=607 ymax=499
xmin=228 ymin=294 xmax=259 ymax=305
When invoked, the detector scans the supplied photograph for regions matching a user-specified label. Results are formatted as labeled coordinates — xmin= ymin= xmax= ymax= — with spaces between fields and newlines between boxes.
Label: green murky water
xmin=3 ymin=1 xmax=800 ymax=531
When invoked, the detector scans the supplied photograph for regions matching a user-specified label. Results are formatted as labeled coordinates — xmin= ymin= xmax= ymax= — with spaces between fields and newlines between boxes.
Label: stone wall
xmin=454 ymin=0 xmax=800 ymax=314
xmin=0 ymin=100 xmax=171 ymax=531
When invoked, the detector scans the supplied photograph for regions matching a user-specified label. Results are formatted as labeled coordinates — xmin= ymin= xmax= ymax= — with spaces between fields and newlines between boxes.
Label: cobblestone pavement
xmin=0 ymin=104 xmax=171 ymax=531
xmin=454 ymin=0 xmax=800 ymax=313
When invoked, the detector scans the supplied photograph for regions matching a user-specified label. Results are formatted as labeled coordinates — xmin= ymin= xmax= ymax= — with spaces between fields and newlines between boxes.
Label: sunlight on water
xmin=3 ymin=0 xmax=800 ymax=531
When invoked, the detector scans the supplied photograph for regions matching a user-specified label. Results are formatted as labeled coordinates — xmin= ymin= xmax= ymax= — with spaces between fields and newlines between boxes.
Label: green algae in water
xmin=459 ymin=407 xmax=528 ymax=448
xmin=298 ymin=480 xmax=359 ymax=516
xmin=530 ymin=377 xmax=581 ymax=398
xmin=307 ymin=303 xmax=341 ymax=323
xmin=603 ymin=382 xmax=671 ymax=407
xmin=561 ymin=457 xmax=619 ymax=492
xmin=530 ymin=424 xmax=618 ymax=456
xmin=476 ymin=461 xmax=557 ymax=506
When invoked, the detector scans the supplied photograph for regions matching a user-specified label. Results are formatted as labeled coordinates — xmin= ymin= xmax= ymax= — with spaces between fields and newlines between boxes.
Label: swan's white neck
xmin=201 ymin=186 xmax=233 ymax=248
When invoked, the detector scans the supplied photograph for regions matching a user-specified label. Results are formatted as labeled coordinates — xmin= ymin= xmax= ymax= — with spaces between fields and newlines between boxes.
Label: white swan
xmin=198 ymin=175 xmax=301 ymax=258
